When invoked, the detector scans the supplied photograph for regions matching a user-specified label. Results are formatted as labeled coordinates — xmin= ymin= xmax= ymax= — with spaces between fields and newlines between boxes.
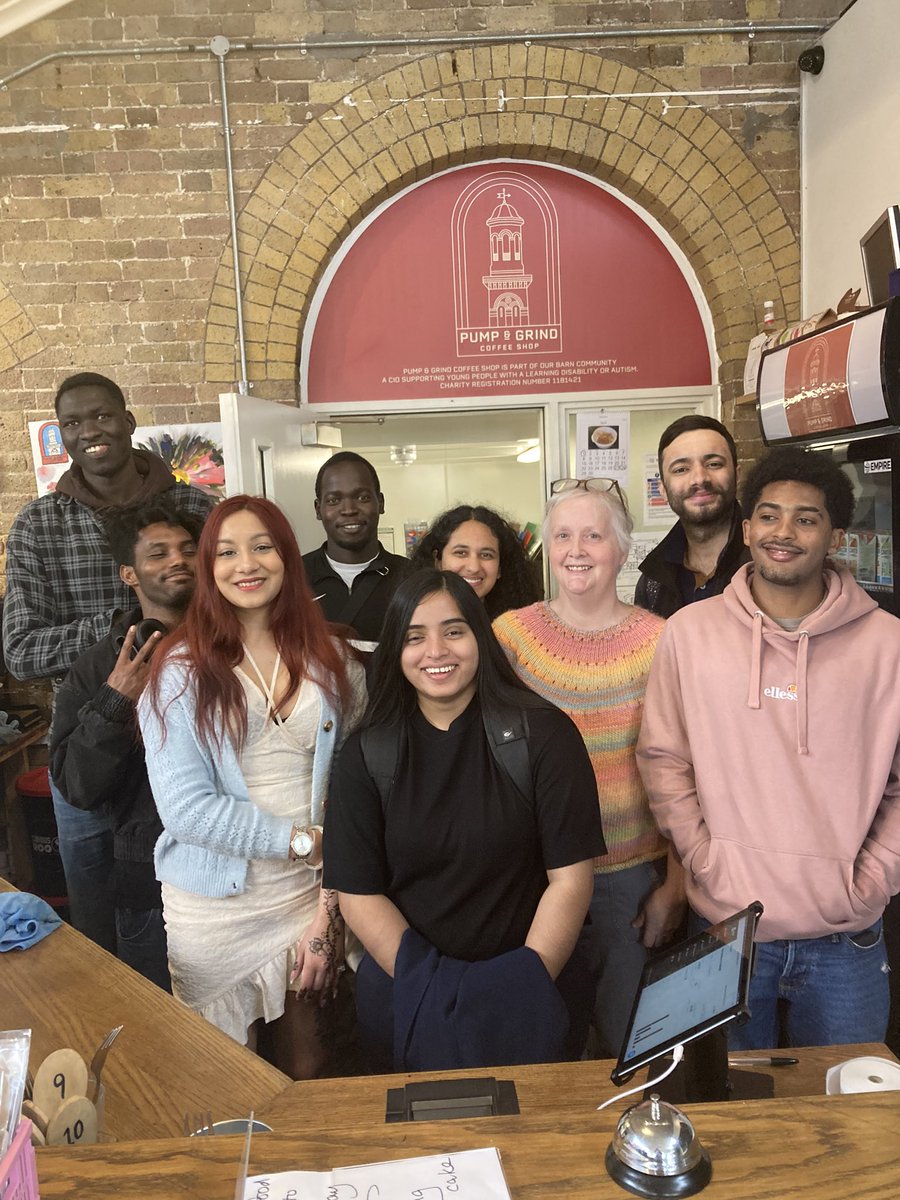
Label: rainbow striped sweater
xmin=493 ymin=602 xmax=666 ymax=874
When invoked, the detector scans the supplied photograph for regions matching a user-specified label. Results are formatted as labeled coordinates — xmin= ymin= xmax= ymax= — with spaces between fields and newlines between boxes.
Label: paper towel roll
xmin=825 ymin=1056 xmax=900 ymax=1095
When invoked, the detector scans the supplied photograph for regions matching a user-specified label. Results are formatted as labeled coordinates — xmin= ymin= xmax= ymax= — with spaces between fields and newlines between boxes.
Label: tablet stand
xmin=648 ymin=1027 xmax=773 ymax=1105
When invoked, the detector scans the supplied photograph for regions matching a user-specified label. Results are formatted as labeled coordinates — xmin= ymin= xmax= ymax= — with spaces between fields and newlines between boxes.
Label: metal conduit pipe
xmin=250 ymin=22 xmax=829 ymax=52
xmin=209 ymin=36 xmax=249 ymax=395
xmin=0 ymin=19 xmax=832 ymax=394
xmin=0 ymin=44 xmax=205 ymax=88
xmin=0 ymin=22 xmax=831 ymax=90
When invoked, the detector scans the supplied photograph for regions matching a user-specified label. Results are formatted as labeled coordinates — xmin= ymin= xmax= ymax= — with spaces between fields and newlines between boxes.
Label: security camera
xmin=798 ymin=46 xmax=825 ymax=75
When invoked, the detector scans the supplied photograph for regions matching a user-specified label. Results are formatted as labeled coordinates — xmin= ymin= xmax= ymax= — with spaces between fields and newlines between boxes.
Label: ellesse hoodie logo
xmin=763 ymin=683 xmax=798 ymax=702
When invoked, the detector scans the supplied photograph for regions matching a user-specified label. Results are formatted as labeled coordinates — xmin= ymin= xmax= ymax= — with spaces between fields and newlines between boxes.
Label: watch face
xmin=292 ymin=831 xmax=313 ymax=858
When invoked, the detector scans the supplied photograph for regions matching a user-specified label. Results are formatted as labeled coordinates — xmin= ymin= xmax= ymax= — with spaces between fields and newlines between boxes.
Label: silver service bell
xmin=605 ymin=1092 xmax=712 ymax=1197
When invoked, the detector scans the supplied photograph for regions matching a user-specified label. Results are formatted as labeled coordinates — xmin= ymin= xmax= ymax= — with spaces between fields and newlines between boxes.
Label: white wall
xmin=377 ymin=460 xmax=543 ymax=556
xmin=336 ymin=409 xmax=545 ymax=556
xmin=802 ymin=0 xmax=900 ymax=313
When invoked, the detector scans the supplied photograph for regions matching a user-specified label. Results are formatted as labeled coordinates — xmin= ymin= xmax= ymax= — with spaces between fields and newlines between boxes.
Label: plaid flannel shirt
xmin=3 ymin=483 xmax=214 ymax=681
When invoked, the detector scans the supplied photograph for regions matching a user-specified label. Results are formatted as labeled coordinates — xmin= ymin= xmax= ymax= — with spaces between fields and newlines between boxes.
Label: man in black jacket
xmin=302 ymin=452 xmax=412 ymax=646
xmin=634 ymin=415 xmax=749 ymax=617
xmin=49 ymin=500 xmax=202 ymax=989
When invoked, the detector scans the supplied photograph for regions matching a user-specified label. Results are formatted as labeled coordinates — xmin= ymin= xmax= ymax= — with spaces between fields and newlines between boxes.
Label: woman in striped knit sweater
xmin=493 ymin=478 xmax=685 ymax=1058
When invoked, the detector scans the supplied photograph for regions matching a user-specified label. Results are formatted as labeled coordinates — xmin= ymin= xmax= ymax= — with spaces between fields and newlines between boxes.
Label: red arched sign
xmin=304 ymin=162 xmax=712 ymax=404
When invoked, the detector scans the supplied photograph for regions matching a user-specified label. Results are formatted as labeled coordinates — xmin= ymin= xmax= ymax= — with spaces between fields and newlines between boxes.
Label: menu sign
xmin=782 ymin=321 xmax=855 ymax=437
xmin=759 ymin=304 xmax=897 ymax=444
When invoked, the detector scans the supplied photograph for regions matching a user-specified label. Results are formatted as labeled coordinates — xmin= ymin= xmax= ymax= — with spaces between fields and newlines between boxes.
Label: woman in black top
xmin=324 ymin=570 xmax=605 ymax=1071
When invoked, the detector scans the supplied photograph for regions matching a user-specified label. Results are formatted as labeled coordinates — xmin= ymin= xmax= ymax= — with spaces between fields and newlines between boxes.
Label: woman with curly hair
xmin=410 ymin=504 xmax=541 ymax=619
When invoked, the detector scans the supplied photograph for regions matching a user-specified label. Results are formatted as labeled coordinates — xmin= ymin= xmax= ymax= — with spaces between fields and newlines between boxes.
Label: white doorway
xmin=331 ymin=407 xmax=545 ymax=559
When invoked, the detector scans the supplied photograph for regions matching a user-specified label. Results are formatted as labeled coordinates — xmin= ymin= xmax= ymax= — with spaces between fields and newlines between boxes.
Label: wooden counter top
xmin=31 ymin=1089 xmax=900 ymax=1199
xmin=255 ymin=1042 xmax=896 ymax=1132
xmin=6 ymin=873 xmax=897 ymax=1190
xmin=0 ymin=876 xmax=290 ymax=1140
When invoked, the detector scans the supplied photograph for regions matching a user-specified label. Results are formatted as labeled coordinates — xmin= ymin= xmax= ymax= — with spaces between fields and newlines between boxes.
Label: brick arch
xmin=0 ymin=281 xmax=43 ymax=374
xmin=205 ymin=44 xmax=798 ymax=397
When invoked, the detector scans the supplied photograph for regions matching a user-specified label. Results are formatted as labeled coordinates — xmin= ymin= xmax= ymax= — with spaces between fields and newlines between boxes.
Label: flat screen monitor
xmin=611 ymin=902 xmax=762 ymax=1086
xmin=861 ymin=206 xmax=900 ymax=306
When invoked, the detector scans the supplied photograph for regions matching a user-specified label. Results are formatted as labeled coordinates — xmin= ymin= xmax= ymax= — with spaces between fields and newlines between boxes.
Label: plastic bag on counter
xmin=0 ymin=1029 xmax=31 ymax=1157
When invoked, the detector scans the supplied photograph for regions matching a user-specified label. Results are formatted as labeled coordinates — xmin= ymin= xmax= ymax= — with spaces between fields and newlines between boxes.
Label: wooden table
xmin=0 ymin=877 xmax=290 ymax=1141
xmin=31 ymin=1090 xmax=900 ymax=1198
xmin=256 ymin=1041 xmax=896 ymax=1131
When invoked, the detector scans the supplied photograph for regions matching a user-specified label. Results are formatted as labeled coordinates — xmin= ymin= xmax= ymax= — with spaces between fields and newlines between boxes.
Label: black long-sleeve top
xmin=49 ymin=605 xmax=162 ymax=910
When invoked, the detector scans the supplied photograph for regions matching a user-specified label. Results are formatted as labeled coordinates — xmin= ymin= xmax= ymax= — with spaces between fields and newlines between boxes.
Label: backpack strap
xmin=360 ymin=707 xmax=533 ymax=811
xmin=359 ymin=721 xmax=405 ymax=811
xmin=482 ymin=703 xmax=533 ymax=809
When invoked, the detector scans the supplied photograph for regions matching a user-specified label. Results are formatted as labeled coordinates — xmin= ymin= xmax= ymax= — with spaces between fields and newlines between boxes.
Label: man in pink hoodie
xmin=637 ymin=446 xmax=900 ymax=1048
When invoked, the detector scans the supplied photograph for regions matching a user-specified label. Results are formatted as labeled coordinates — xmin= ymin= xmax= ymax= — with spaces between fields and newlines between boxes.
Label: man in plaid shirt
xmin=3 ymin=372 xmax=214 ymax=949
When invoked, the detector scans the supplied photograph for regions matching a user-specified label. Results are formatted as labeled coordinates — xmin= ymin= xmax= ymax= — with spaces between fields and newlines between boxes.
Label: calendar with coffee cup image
xmin=576 ymin=410 xmax=630 ymax=483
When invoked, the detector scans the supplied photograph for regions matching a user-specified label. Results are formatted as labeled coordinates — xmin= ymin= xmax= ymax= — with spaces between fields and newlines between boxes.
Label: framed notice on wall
xmin=643 ymin=452 xmax=675 ymax=526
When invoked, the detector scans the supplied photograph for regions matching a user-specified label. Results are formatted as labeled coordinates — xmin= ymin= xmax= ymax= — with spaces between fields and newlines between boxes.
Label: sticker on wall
xmin=36 ymin=420 xmax=67 ymax=465
xmin=643 ymin=452 xmax=675 ymax=526
xmin=136 ymin=425 xmax=225 ymax=498
xmin=28 ymin=421 xmax=70 ymax=495
xmin=575 ymin=410 xmax=630 ymax=483
xmin=28 ymin=421 xmax=225 ymax=498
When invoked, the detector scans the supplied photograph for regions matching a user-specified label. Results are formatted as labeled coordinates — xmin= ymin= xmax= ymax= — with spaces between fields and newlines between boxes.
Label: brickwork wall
xmin=0 ymin=0 xmax=846 ymax=570
xmin=215 ymin=39 xmax=810 ymax=421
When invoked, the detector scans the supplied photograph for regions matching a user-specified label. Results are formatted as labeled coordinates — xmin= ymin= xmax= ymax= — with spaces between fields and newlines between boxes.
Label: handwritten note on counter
xmin=243 ymin=1146 xmax=511 ymax=1199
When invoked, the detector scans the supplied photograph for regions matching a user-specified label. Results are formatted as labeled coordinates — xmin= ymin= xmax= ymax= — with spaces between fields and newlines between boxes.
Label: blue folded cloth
xmin=0 ymin=892 xmax=62 ymax=951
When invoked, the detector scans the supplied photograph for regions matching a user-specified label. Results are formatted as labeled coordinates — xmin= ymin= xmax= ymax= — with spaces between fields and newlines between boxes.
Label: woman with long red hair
xmin=139 ymin=495 xmax=365 ymax=1078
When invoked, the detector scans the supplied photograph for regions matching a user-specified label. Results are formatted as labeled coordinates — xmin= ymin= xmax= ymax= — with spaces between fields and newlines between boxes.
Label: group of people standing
xmin=5 ymin=375 xmax=900 ymax=1080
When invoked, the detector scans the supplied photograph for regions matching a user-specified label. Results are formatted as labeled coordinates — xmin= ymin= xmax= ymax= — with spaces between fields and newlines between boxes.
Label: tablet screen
xmin=612 ymin=902 xmax=762 ymax=1085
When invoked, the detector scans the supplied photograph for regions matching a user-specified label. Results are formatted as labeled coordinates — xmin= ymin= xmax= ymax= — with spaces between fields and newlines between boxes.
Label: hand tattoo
xmin=307 ymin=889 xmax=345 ymax=989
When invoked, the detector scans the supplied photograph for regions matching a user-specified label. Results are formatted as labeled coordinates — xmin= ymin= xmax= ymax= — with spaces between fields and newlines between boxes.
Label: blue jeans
xmin=50 ymin=777 xmax=116 ymax=954
xmin=731 ymin=921 xmax=890 ymax=1049
xmin=116 ymin=907 xmax=171 ymax=993
xmin=577 ymin=859 xmax=668 ymax=1059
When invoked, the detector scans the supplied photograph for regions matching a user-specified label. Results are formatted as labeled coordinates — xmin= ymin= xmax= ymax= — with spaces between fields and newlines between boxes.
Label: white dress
xmin=161 ymin=653 xmax=323 ymax=1044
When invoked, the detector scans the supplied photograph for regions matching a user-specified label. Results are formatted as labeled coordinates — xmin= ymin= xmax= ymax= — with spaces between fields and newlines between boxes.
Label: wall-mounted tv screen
xmin=861 ymin=206 xmax=900 ymax=306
